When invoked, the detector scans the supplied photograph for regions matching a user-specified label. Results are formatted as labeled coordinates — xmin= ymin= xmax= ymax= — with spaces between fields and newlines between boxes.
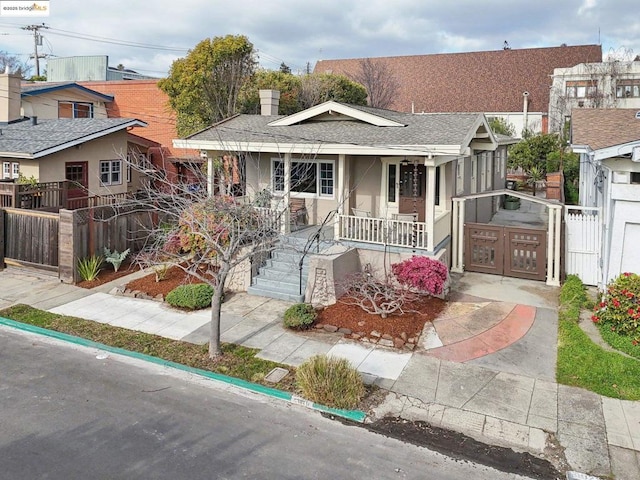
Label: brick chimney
xmin=259 ymin=89 xmax=280 ymax=116
xmin=0 ymin=68 xmax=22 ymax=124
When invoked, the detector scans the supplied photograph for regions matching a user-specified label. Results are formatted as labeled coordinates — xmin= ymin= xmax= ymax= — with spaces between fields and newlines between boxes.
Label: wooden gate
xmin=564 ymin=206 xmax=600 ymax=286
xmin=465 ymin=223 xmax=546 ymax=281
xmin=3 ymin=208 xmax=59 ymax=271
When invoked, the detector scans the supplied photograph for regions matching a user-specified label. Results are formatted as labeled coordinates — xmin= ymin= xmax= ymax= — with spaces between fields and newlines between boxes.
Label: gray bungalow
xmin=174 ymin=91 xmax=515 ymax=300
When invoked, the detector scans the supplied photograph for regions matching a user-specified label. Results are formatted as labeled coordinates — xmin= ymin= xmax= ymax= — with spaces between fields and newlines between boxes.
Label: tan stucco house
xmin=175 ymin=91 xmax=520 ymax=301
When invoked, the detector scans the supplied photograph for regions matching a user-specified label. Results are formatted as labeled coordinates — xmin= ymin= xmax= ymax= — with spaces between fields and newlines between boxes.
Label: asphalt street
xmin=0 ymin=327 xmax=536 ymax=480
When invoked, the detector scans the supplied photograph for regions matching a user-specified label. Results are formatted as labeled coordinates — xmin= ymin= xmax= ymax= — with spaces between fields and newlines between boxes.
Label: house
xmin=0 ymin=71 xmax=150 ymax=208
xmin=173 ymin=91 xmax=562 ymax=302
xmin=77 ymin=79 xmax=202 ymax=186
xmin=570 ymin=108 xmax=640 ymax=287
xmin=315 ymin=44 xmax=602 ymax=137
xmin=550 ymin=60 xmax=640 ymax=133
xmin=21 ymin=82 xmax=113 ymax=119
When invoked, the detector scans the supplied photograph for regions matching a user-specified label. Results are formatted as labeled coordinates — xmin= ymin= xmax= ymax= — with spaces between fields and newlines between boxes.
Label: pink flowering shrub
xmin=391 ymin=256 xmax=449 ymax=296
xmin=593 ymin=272 xmax=640 ymax=346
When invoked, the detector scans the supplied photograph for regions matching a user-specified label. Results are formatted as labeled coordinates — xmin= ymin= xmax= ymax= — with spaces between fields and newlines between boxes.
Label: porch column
xmin=282 ymin=153 xmax=291 ymax=234
xmin=546 ymin=205 xmax=562 ymax=286
xmin=335 ymin=154 xmax=345 ymax=239
xmin=206 ymin=155 xmax=213 ymax=198
xmin=426 ymin=165 xmax=436 ymax=251
xmin=451 ymin=198 xmax=465 ymax=273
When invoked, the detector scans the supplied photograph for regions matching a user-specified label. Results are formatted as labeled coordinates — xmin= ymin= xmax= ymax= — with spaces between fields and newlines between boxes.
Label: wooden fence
xmin=0 ymin=203 xmax=158 ymax=283
xmin=2 ymin=208 xmax=59 ymax=271
xmin=59 ymin=204 xmax=158 ymax=283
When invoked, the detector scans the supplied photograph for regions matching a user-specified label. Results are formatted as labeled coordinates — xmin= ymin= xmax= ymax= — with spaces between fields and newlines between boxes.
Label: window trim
xmin=99 ymin=159 xmax=122 ymax=186
xmin=58 ymin=101 xmax=94 ymax=119
xmin=271 ymin=158 xmax=335 ymax=199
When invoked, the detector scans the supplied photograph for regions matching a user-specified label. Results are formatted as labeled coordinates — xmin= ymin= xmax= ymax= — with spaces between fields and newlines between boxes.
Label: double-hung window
xmin=272 ymin=159 xmax=334 ymax=197
xmin=3 ymin=161 xmax=19 ymax=179
xmin=100 ymin=160 xmax=122 ymax=186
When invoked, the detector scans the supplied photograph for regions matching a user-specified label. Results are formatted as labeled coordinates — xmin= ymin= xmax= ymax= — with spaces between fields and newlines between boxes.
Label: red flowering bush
xmin=391 ymin=256 xmax=449 ymax=296
xmin=593 ymin=272 xmax=640 ymax=345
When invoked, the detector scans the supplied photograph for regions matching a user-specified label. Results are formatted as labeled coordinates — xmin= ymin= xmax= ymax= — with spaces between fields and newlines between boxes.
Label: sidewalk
xmin=1 ymin=266 xmax=639 ymax=478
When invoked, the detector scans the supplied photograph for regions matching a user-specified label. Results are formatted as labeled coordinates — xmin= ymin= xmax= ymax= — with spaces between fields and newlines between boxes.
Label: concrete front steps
xmin=247 ymin=245 xmax=311 ymax=303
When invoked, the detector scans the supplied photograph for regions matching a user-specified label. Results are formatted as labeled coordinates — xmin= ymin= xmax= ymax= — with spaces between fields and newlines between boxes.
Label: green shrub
xmin=593 ymin=272 xmax=640 ymax=346
xmin=77 ymin=255 xmax=103 ymax=281
xmin=165 ymin=283 xmax=214 ymax=310
xmin=283 ymin=303 xmax=316 ymax=329
xmin=296 ymin=355 xmax=365 ymax=409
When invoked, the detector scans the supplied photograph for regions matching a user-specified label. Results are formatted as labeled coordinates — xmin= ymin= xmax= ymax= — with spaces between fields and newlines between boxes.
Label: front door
xmin=399 ymin=164 xmax=426 ymax=221
xmin=65 ymin=162 xmax=88 ymax=207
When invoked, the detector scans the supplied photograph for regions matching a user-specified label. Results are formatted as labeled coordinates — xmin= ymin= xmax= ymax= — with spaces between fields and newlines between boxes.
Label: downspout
xmin=522 ymin=91 xmax=529 ymax=136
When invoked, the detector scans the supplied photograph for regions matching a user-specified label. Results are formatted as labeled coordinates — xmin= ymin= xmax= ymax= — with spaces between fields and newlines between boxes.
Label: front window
xmin=58 ymin=101 xmax=94 ymax=118
xmin=2 ymin=162 xmax=19 ymax=180
xmin=100 ymin=160 xmax=122 ymax=185
xmin=272 ymin=159 xmax=334 ymax=197
xmin=388 ymin=164 xmax=396 ymax=202
xmin=616 ymin=80 xmax=640 ymax=98
xmin=566 ymin=81 xmax=597 ymax=99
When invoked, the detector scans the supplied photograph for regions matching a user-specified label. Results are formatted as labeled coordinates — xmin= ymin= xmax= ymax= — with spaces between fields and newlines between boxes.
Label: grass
xmin=0 ymin=304 xmax=296 ymax=392
xmin=598 ymin=323 xmax=640 ymax=361
xmin=556 ymin=276 xmax=640 ymax=400
xmin=296 ymin=355 xmax=365 ymax=409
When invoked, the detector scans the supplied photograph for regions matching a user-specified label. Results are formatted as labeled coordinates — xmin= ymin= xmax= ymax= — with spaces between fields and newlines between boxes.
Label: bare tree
xmin=127 ymin=158 xmax=282 ymax=358
xmin=338 ymin=265 xmax=418 ymax=319
xmin=352 ymin=58 xmax=399 ymax=109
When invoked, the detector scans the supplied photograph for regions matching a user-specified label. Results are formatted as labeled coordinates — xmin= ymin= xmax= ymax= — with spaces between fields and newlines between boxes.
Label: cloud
xmin=0 ymin=0 xmax=636 ymax=77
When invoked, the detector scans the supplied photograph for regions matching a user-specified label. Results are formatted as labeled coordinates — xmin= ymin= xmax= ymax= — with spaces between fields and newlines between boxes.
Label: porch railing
xmin=338 ymin=214 xmax=428 ymax=249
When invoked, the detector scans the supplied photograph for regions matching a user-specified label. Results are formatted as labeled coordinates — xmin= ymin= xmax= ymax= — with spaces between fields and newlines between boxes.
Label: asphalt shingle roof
xmin=187 ymin=108 xmax=484 ymax=148
xmin=571 ymin=109 xmax=640 ymax=150
xmin=314 ymin=45 xmax=602 ymax=114
xmin=0 ymin=118 xmax=142 ymax=156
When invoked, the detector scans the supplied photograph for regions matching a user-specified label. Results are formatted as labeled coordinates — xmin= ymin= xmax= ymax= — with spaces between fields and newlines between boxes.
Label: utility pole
xmin=22 ymin=23 xmax=49 ymax=77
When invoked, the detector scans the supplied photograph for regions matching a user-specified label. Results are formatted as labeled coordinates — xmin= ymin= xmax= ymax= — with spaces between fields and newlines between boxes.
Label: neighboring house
xmin=174 ymin=91 xmax=530 ymax=301
xmin=550 ymin=60 xmax=640 ymax=133
xmin=46 ymin=55 xmax=157 ymax=82
xmin=315 ymin=44 xmax=602 ymax=137
xmin=21 ymin=82 xmax=113 ymax=119
xmin=570 ymin=108 xmax=640 ymax=286
xmin=78 ymin=79 xmax=202 ymax=185
xmin=0 ymin=71 xmax=150 ymax=203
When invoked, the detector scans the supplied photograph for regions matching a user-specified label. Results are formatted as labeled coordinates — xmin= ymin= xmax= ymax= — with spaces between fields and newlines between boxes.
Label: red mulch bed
xmin=124 ymin=266 xmax=207 ymax=298
xmin=76 ymin=261 xmax=137 ymax=289
xmin=315 ymin=296 xmax=446 ymax=348
xmin=82 ymin=263 xmax=447 ymax=350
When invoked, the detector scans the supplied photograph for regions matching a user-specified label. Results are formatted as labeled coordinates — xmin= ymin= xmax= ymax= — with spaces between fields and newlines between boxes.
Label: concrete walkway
xmin=1 ymin=266 xmax=639 ymax=478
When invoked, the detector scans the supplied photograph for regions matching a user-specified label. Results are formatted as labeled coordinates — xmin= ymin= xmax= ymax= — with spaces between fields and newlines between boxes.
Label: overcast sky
xmin=0 ymin=0 xmax=637 ymax=78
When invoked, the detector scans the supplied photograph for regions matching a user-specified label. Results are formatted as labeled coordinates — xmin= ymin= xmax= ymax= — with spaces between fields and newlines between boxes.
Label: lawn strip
xmin=0 ymin=304 xmax=297 ymax=392
xmin=556 ymin=276 xmax=640 ymax=400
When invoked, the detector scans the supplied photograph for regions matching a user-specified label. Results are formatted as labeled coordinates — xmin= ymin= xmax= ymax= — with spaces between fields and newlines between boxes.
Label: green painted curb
xmin=0 ymin=316 xmax=367 ymax=423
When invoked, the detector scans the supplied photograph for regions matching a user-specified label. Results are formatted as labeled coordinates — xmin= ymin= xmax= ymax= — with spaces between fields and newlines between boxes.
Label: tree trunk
xmin=209 ymin=267 xmax=229 ymax=358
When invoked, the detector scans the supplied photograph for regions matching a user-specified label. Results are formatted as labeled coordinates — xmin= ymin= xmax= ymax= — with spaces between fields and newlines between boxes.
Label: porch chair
xmin=289 ymin=198 xmax=308 ymax=227
xmin=351 ymin=208 xmax=371 ymax=218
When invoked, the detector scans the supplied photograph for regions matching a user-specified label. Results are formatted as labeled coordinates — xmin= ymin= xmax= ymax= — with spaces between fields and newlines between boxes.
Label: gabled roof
xmin=176 ymin=103 xmax=497 ymax=157
xmin=268 ymin=101 xmax=406 ymax=127
xmin=21 ymin=82 xmax=114 ymax=102
xmin=0 ymin=118 xmax=147 ymax=159
xmin=314 ymin=44 xmax=602 ymax=114
xmin=571 ymin=109 xmax=640 ymax=151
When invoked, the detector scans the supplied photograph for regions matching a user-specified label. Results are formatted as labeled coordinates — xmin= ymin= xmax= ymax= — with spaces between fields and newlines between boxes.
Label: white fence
xmin=564 ymin=206 xmax=601 ymax=286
